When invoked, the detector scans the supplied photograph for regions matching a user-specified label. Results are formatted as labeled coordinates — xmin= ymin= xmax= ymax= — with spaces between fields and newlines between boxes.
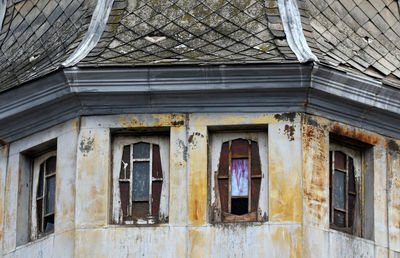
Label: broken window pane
xmin=231 ymin=198 xmax=248 ymax=215
xmin=133 ymin=142 xmax=150 ymax=159
xmin=231 ymin=159 xmax=248 ymax=197
xmin=120 ymin=145 xmax=130 ymax=179
xmin=133 ymin=162 xmax=150 ymax=201
xmin=45 ymin=176 xmax=56 ymax=214
xmin=334 ymin=170 xmax=346 ymax=209
xmin=44 ymin=214 xmax=54 ymax=233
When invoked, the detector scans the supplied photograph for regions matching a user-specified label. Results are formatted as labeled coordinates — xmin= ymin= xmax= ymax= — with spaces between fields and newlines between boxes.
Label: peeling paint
xmin=274 ymin=112 xmax=297 ymax=123
xmin=79 ymin=136 xmax=94 ymax=156
xmin=284 ymin=124 xmax=295 ymax=141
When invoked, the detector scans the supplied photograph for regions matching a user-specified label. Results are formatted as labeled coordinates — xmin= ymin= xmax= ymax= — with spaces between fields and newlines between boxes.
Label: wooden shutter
xmin=119 ymin=145 xmax=130 ymax=217
xmin=151 ymin=144 xmax=163 ymax=216
xmin=348 ymin=157 xmax=356 ymax=228
xmin=218 ymin=142 xmax=229 ymax=213
xmin=250 ymin=141 xmax=261 ymax=212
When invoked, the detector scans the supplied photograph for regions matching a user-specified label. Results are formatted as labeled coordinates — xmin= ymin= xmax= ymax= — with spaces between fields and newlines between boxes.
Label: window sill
xmin=15 ymin=231 xmax=54 ymax=249
xmin=328 ymin=227 xmax=374 ymax=242
xmin=211 ymin=211 xmax=268 ymax=223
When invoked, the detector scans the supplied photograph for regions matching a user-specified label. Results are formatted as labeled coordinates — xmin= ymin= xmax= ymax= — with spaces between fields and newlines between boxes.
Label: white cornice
xmin=278 ymin=0 xmax=318 ymax=63
xmin=62 ymin=0 xmax=115 ymax=67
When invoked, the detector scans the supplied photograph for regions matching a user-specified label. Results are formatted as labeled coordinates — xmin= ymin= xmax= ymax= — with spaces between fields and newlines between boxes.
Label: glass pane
xmin=44 ymin=214 xmax=54 ymax=233
xmin=333 ymin=210 xmax=346 ymax=227
xmin=133 ymin=142 xmax=150 ymax=159
xmin=333 ymin=170 xmax=346 ymax=209
xmin=45 ymin=176 xmax=56 ymax=214
xmin=46 ymin=156 xmax=56 ymax=175
xmin=231 ymin=159 xmax=249 ymax=197
xmin=133 ymin=162 xmax=150 ymax=201
xmin=37 ymin=163 xmax=44 ymax=198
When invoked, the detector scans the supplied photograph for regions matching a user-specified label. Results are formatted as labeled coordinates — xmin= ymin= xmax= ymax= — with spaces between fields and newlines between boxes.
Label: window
xmin=112 ymin=136 xmax=169 ymax=225
xmin=210 ymin=132 xmax=268 ymax=223
xmin=30 ymin=151 xmax=57 ymax=240
xmin=329 ymin=137 xmax=374 ymax=239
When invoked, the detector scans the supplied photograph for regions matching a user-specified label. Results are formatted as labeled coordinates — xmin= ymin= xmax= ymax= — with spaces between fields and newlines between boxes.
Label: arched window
xmin=31 ymin=151 xmax=57 ymax=239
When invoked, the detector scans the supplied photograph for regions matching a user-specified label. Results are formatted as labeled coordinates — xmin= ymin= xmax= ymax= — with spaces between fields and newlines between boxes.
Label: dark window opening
xmin=231 ymin=198 xmax=248 ymax=215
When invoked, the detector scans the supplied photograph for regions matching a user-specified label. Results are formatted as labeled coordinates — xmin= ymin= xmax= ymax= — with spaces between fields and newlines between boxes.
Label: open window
xmin=30 ymin=151 xmax=57 ymax=240
xmin=329 ymin=135 xmax=374 ymax=239
xmin=210 ymin=132 xmax=268 ymax=223
xmin=112 ymin=136 xmax=169 ymax=225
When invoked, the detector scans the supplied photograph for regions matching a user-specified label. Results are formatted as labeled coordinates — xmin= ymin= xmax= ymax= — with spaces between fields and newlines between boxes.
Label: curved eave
xmin=0 ymin=63 xmax=400 ymax=145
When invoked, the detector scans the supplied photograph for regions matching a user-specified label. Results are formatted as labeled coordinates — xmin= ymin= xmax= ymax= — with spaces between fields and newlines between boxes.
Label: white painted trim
xmin=0 ymin=0 xmax=7 ymax=33
xmin=278 ymin=0 xmax=319 ymax=63
xmin=62 ymin=0 xmax=115 ymax=67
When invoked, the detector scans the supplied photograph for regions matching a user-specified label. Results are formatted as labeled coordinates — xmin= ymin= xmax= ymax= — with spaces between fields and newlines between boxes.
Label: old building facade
xmin=0 ymin=0 xmax=400 ymax=257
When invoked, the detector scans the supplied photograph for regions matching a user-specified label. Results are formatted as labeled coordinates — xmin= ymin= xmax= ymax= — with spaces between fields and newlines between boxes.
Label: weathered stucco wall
xmin=0 ymin=113 xmax=399 ymax=257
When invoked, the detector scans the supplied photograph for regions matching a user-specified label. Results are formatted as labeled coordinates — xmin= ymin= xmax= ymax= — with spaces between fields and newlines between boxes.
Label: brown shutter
xmin=250 ymin=141 xmax=261 ymax=212
xmin=151 ymin=144 xmax=163 ymax=216
xmin=120 ymin=145 xmax=130 ymax=217
xmin=218 ymin=142 xmax=229 ymax=213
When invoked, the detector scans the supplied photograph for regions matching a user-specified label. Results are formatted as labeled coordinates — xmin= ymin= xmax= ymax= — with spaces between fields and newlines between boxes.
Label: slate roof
xmin=0 ymin=0 xmax=399 ymax=92
xmin=307 ymin=0 xmax=400 ymax=86
xmin=0 ymin=0 xmax=94 ymax=91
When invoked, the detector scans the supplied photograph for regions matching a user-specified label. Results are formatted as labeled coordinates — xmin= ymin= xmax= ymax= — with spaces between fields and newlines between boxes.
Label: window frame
xmin=329 ymin=142 xmax=363 ymax=236
xmin=30 ymin=150 xmax=57 ymax=240
xmin=209 ymin=131 xmax=268 ymax=223
xmin=112 ymin=135 xmax=169 ymax=225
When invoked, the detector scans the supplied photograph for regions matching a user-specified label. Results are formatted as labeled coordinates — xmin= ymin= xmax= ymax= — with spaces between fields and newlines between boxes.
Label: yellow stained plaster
xmin=119 ymin=114 xmax=185 ymax=128
xmin=269 ymin=158 xmax=302 ymax=222
xmin=189 ymin=113 xmax=279 ymax=127
xmin=188 ymin=127 xmax=208 ymax=225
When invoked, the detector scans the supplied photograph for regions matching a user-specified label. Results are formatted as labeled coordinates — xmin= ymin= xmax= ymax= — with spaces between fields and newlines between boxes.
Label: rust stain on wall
xmin=331 ymin=123 xmax=381 ymax=145
xmin=302 ymin=122 xmax=328 ymax=226
xmin=284 ymin=124 xmax=295 ymax=141
xmin=188 ymin=128 xmax=207 ymax=225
